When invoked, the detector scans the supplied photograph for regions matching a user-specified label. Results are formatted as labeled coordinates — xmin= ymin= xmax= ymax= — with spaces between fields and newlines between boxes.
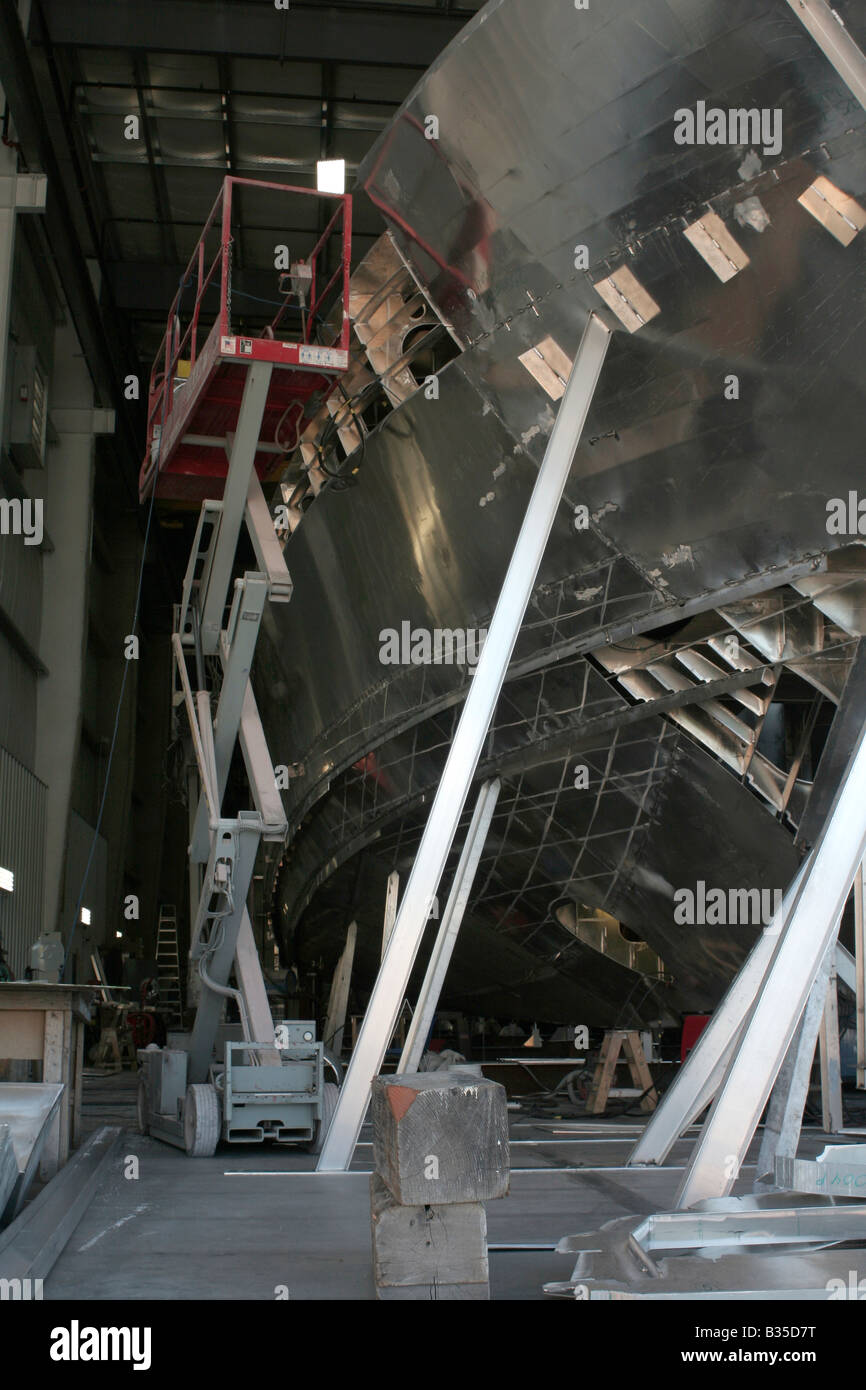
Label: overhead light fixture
xmin=115 ymin=930 xmax=123 ymax=939
xmin=81 ymin=907 xmax=91 ymax=925
xmin=0 ymin=867 xmax=13 ymax=893
xmin=317 ymin=159 xmax=345 ymax=195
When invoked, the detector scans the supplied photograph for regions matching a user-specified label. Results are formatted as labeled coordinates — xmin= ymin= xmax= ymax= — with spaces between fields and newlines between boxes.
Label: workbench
xmin=0 ymin=984 xmax=97 ymax=1178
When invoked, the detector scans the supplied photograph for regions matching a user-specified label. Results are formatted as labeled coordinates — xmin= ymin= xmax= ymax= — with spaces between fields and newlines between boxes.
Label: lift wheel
xmin=183 ymin=1082 xmax=221 ymax=1157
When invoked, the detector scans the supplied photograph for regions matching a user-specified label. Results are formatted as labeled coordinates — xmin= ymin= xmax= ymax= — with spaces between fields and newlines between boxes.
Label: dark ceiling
xmin=28 ymin=0 xmax=484 ymax=362
xmin=1 ymin=0 xmax=482 ymax=619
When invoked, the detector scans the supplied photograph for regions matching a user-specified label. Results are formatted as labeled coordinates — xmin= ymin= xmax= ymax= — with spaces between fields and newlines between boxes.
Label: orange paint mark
xmin=388 ymin=1085 xmax=418 ymax=1122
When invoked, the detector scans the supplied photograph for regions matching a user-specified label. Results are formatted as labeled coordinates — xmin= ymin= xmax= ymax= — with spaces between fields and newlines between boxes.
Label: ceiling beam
xmin=33 ymin=0 xmax=470 ymax=66
xmin=132 ymin=55 xmax=179 ymax=266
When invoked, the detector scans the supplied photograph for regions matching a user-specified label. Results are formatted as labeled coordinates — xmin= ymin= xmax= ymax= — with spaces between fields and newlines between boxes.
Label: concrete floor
xmin=42 ymin=1071 xmax=859 ymax=1301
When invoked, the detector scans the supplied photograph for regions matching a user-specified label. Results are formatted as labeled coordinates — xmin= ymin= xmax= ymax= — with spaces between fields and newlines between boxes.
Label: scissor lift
xmin=139 ymin=175 xmax=351 ymax=503
xmin=137 ymin=177 xmax=350 ymax=1155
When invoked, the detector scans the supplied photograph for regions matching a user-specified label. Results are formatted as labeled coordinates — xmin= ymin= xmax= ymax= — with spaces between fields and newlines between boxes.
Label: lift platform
xmin=135 ymin=175 xmax=350 ymax=1154
xmin=139 ymin=175 xmax=351 ymax=502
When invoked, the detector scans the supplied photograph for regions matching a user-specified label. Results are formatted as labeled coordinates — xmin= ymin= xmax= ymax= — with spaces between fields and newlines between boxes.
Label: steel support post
xmin=324 ymin=920 xmax=357 ymax=1057
xmin=856 ymin=862 xmax=866 ymax=1089
xmin=187 ymin=813 xmax=262 ymax=1082
xmin=754 ymin=939 xmax=836 ymax=1184
xmin=186 ymin=764 xmax=203 ymax=950
xmin=381 ymin=872 xmax=399 ymax=962
xmin=675 ymin=722 xmax=866 ymax=1209
xmin=190 ymin=573 xmax=268 ymax=860
xmin=399 ymin=778 xmax=501 ymax=1073
xmin=235 ymin=906 xmax=278 ymax=1051
xmin=317 ymin=312 xmax=611 ymax=1170
xmin=785 ymin=0 xmax=866 ymax=111
xmin=200 ymin=360 xmax=273 ymax=654
xmin=236 ymin=675 xmax=287 ymax=839
xmin=819 ymin=952 xmax=843 ymax=1133
xmin=245 ymin=471 xmax=292 ymax=601
xmin=836 ymin=940 xmax=856 ymax=993
xmin=628 ymin=862 xmax=807 ymax=1167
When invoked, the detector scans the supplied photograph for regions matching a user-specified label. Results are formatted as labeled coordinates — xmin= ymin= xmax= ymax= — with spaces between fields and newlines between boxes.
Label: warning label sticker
xmin=298 ymin=344 xmax=348 ymax=370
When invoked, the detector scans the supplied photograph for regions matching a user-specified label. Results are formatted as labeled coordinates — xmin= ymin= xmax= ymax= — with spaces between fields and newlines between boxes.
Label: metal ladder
xmin=155 ymin=905 xmax=183 ymax=1026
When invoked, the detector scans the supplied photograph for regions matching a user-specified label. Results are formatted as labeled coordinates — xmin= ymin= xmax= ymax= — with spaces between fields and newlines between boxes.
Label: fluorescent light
xmin=316 ymin=159 xmax=345 ymax=195
xmin=80 ymin=906 xmax=91 ymax=925
xmin=0 ymin=867 xmax=13 ymax=892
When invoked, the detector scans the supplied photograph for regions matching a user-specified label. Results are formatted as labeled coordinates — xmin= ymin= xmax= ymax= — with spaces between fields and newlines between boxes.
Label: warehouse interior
xmin=1 ymin=0 xmax=866 ymax=1314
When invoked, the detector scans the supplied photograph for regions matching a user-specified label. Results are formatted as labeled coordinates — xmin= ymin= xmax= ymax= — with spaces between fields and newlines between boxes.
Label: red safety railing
xmin=144 ymin=175 xmax=351 ymax=484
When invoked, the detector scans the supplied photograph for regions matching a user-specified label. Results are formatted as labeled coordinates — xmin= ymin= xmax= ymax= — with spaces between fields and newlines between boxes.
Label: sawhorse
xmin=586 ymin=1030 xmax=657 ymax=1115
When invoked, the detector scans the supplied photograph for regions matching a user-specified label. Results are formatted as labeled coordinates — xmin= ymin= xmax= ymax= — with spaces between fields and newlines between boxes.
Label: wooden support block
xmin=323 ymin=920 xmax=357 ymax=1058
xmin=370 ymin=1173 xmax=489 ymax=1298
xmin=372 ymin=1072 xmax=509 ymax=1205
xmin=40 ymin=1010 xmax=65 ymax=1180
xmin=377 ymin=1283 xmax=490 ymax=1301
xmin=71 ymin=1021 xmax=85 ymax=1149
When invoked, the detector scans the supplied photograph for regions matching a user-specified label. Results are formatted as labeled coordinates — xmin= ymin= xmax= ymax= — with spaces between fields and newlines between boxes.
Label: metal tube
xmin=199 ymin=360 xmax=273 ymax=654
xmin=819 ymin=952 xmax=843 ymax=1132
xmin=784 ymin=0 xmax=866 ymax=111
xmin=754 ymin=937 xmax=837 ymax=1183
xmin=317 ymin=312 xmax=611 ymax=1170
xmin=171 ymin=632 xmax=218 ymax=825
xmin=676 ymin=721 xmax=866 ymax=1208
xmin=219 ymin=178 xmax=232 ymax=337
xmin=400 ymin=778 xmax=501 ymax=1073
xmin=198 ymin=954 xmax=251 ymax=1041
xmin=856 ymin=862 xmax=866 ymax=1089
xmin=196 ymin=690 xmax=220 ymax=817
xmin=628 ymin=861 xmax=808 ymax=1167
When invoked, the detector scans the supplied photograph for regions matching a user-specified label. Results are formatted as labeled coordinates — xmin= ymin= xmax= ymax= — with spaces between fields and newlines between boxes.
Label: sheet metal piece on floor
xmin=0 ymin=1126 xmax=17 ymax=1223
xmin=0 ymin=1126 xmax=120 ymax=1280
xmin=0 ymin=1082 xmax=65 ymax=1221
xmin=777 ymin=1143 xmax=866 ymax=1195
xmin=546 ymin=1203 xmax=866 ymax=1300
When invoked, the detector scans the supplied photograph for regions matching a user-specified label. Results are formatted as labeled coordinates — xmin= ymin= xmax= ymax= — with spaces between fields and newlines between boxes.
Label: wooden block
xmin=371 ymin=1173 xmax=489 ymax=1292
xmin=40 ymin=1010 xmax=65 ymax=1180
xmin=377 ymin=1283 xmax=490 ymax=1301
xmin=372 ymin=1072 xmax=509 ymax=1205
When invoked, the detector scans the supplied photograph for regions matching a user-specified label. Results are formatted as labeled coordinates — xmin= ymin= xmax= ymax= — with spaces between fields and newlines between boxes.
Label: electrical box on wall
xmin=10 ymin=344 xmax=48 ymax=470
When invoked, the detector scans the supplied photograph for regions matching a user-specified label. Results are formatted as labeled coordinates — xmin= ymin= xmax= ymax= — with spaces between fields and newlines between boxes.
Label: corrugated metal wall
xmin=0 ymin=743 xmax=46 ymax=976
xmin=0 ymin=635 xmax=36 ymax=764
xmin=61 ymin=810 xmax=107 ymax=979
xmin=0 ymin=457 xmax=43 ymax=767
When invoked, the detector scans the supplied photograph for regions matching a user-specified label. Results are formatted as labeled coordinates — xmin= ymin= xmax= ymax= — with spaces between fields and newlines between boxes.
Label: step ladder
xmin=155 ymin=905 xmax=183 ymax=1026
xmin=586 ymin=1029 xmax=658 ymax=1115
